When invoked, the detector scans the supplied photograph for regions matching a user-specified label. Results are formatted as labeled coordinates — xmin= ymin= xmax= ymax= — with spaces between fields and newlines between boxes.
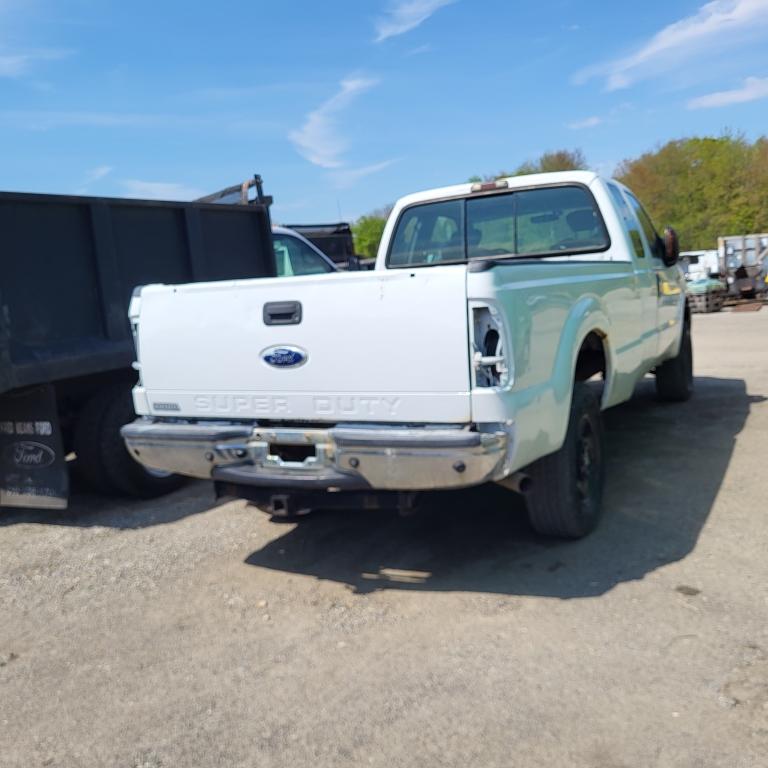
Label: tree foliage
xmin=616 ymin=134 xmax=768 ymax=250
xmin=469 ymin=148 xmax=588 ymax=182
xmin=352 ymin=215 xmax=387 ymax=258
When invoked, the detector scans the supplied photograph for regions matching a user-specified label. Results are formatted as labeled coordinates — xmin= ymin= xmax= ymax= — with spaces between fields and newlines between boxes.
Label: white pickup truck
xmin=122 ymin=171 xmax=691 ymax=538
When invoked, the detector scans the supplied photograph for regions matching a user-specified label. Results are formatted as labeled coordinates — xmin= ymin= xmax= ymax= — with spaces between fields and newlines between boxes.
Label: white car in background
xmin=272 ymin=226 xmax=337 ymax=277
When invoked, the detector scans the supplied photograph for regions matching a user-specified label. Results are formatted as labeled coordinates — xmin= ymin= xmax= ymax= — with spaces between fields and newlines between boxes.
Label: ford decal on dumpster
xmin=261 ymin=345 xmax=307 ymax=369
xmin=4 ymin=441 xmax=56 ymax=470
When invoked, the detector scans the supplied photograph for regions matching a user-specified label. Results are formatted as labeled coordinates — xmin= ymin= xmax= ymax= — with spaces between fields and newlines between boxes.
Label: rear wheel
xmin=655 ymin=319 xmax=693 ymax=402
xmin=524 ymin=383 xmax=605 ymax=539
xmin=73 ymin=381 xmax=185 ymax=498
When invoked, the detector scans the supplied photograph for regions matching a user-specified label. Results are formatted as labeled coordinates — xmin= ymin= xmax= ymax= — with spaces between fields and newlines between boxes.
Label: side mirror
xmin=346 ymin=254 xmax=361 ymax=271
xmin=663 ymin=227 xmax=680 ymax=267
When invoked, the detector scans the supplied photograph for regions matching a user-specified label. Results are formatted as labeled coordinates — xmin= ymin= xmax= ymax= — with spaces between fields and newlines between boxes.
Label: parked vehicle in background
xmin=272 ymin=226 xmax=337 ymax=276
xmin=686 ymin=278 xmax=727 ymax=313
xmin=123 ymin=171 xmax=691 ymax=539
xmin=680 ymin=249 xmax=720 ymax=282
xmin=718 ymin=234 xmax=768 ymax=299
xmin=286 ymin=223 xmax=374 ymax=270
xmin=680 ymin=250 xmax=726 ymax=313
xmin=0 ymin=178 xmax=276 ymax=510
xmin=285 ymin=223 xmax=353 ymax=266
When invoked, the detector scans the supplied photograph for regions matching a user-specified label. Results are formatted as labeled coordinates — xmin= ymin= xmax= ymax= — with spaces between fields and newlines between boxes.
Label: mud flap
xmin=0 ymin=384 xmax=68 ymax=509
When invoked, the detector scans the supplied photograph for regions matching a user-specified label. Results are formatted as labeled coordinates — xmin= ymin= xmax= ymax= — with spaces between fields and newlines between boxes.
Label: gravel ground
xmin=2 ymin=310 xmax=767 ymax=768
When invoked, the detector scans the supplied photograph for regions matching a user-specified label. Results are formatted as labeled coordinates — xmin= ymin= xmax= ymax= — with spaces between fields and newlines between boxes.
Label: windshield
xmin=273 ymin=234 xmax=335 ymax=277
xmin=388 ymin=185 xmax=609 ymax=268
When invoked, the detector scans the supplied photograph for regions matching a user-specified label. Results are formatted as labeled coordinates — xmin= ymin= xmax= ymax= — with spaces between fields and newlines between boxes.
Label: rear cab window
xmin=388 ymin=185 xmax=609 ymax=268
xmin=389 ymin=200 xmax=464 ymax=267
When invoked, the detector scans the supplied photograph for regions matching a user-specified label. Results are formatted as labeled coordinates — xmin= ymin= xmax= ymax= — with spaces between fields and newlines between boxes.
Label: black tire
xmin=655 ymin=320 xmax=693 ymax=402
xmin=73 ymin=382 xmax=185 ymax=498
xmin=524 ymin=383 xmax=605 ymax=539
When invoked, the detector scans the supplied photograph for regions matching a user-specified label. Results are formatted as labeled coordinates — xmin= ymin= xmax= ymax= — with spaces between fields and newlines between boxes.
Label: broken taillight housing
xmin=471 ymin=304 xmax=510 ymax=388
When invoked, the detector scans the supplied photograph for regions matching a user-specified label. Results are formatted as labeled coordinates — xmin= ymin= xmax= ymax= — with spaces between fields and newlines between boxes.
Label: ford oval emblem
xmin=4 ymin=441 xmax=56 ymax=470
xmin=261 ymin=345 xmax=307 ymax=369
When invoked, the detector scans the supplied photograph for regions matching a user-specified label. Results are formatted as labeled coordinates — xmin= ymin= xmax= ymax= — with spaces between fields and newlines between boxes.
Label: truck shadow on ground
xmin=245 ymin=376 xmax=764 ymax=598
xmin=0 ymin=480 xmax=223 ymax=530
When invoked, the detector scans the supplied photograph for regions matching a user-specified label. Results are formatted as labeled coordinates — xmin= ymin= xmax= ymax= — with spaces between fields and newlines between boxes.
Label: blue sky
xmin=1 ymin=0 xmax=768 ymax=221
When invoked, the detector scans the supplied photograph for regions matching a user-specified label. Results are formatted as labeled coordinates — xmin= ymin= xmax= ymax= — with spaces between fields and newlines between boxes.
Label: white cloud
xmin=289 ymin=76 xmax=378 ymax=169
xmin=375 ymin=0 xmax=456 ymax=42
xmin=0 ymin=110 xmax=217 ymax=131
xmin=290 ymin=76 xmax=394 ymax=189
xmin=0 ymin=54 xmax=32 ymax=77
xmin=575 ymin=0 xmax=768 ymax=91
xmin=0 ymin=2 xmax=71 ymax=77
xmin=0 ymin=49 xmax=69 ymax=78
xmin=76 ymin=164 xmax=113 ymax=193
xmin=405 ymin=43 xmax=433 ymax=56
xmin=568 ymin=115 xmax=603 ymax=129
xmin=330 ymin=160 xmax=396 ymax=189
xmin=121 ymin=180 xmax=205 ymax=201
xmin=189 ymin=82 xmax=312 ymax=101
xmin=688 ymin=75 xmax=768 ymax=108
xmin=83 ymin=165 xmax=113 ymax=184
xmin=0 ymin=110 xmax=163 ymax=130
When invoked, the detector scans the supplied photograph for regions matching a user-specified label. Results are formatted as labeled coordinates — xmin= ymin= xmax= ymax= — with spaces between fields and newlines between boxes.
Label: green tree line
xmin=617 ymin=135 xmax=768 ymax=250
xmin=351 ymin=135 xmax=768 ymax=256
xmin=468 ymin=148 xmax=588 ymax=182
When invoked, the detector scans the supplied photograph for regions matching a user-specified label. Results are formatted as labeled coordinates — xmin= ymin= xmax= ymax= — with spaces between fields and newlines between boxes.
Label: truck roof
xmin=395 ymin=170 xmax=601 ymax=209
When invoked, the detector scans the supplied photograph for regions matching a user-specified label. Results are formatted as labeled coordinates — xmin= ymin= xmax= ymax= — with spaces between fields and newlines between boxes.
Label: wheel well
xmin=575 ymin=332 xmax=607 ymax=382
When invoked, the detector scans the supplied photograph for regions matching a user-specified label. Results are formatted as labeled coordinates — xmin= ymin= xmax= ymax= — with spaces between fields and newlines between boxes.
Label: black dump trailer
xmin=0 ymin=178 xmax=275 ymax=509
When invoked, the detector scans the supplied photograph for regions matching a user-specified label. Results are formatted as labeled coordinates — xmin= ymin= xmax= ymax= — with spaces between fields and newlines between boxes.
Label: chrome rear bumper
xmin=121 ymin=419 xmax=510 ymax=491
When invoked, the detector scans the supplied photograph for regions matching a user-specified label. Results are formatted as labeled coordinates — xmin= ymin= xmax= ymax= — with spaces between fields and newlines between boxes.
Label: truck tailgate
xmin=135 ymin=265 xmax=471 ymax=423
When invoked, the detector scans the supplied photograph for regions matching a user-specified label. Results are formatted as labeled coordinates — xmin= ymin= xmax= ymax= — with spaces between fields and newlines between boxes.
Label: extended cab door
xmin=605 ymin=183 xmax=659 ymax=364
xmin=623 ymin=190 xmax=682 ymax=359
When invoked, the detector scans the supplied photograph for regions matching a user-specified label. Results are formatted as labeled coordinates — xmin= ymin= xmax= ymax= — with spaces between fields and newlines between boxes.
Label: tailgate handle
xmin=263 ymin=301 xmax=302 ymax=325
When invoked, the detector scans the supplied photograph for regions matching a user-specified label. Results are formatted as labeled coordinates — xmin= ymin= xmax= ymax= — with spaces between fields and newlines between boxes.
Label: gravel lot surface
xmin=2 ymin=310 xmax=767 ymax=767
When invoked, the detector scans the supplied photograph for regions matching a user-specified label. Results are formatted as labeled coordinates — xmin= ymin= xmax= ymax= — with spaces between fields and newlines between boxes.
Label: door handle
xmin=263 ymin=301 xmax=302 ymax=325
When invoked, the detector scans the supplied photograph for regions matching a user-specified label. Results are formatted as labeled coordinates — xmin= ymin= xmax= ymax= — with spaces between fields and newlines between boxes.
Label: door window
xmin=624 ymin=191 xmax=664 ymax=261
xmin=607 ymin=183 xmax=646 ymax=261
